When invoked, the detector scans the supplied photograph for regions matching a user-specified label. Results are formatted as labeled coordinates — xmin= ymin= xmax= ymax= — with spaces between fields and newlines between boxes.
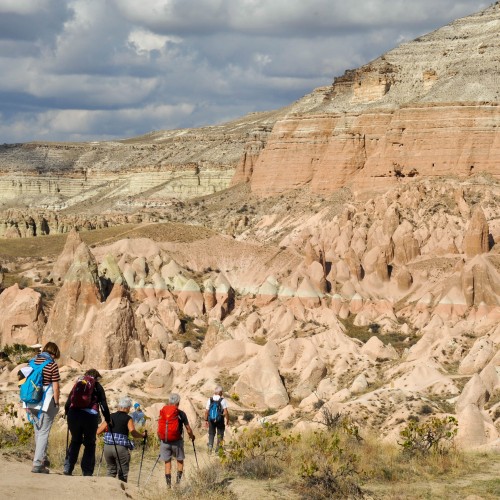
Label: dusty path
xmin=0 ymin=454 xmax=138 ymax=500
xmin=2 ymin=450 xmax=500 ymax=500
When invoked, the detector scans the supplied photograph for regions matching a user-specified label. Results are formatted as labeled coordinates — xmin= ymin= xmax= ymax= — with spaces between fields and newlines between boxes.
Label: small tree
xmin=398 ymin=416 xmax=458 ymax=456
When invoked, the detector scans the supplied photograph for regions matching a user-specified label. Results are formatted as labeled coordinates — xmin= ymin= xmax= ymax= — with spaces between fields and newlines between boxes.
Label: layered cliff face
xmin=0 ymin=110 xmax=281 ymax=211
xmin=250 ymin=3 xmax=500 ymax=196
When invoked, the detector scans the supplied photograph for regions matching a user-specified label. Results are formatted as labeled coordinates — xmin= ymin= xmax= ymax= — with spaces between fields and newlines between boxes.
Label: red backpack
xmin=158 ymin=405 xmax=182 ymax=442
xmin=69 ymin=375 xmax=97 ymax=409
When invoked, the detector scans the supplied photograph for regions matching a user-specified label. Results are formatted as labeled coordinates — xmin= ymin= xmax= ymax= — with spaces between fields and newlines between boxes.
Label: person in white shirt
xmin=204 ymin=386 xmax=229 ymax=453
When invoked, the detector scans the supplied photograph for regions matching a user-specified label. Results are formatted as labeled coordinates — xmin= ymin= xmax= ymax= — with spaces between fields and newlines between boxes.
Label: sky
xmin=0 ymin=0 xmax=489 ymax=144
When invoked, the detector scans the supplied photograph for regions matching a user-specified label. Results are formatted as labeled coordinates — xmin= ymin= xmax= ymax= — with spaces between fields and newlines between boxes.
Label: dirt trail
xmin=2 ymin=451 xmax=499 ymax=500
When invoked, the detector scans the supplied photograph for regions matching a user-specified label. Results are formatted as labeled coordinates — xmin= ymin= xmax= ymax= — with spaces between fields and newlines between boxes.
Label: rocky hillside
xmin=1 ymin=4 xmax=499 ymax=218
xmin=248 ymin=3 xmax=500 ymax=195
xmin=0 ymin=4 xmax=499 ymax=454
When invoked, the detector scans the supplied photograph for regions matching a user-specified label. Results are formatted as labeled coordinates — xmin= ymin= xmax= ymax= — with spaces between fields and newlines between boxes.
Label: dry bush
xmin=294 ymin=430 xmax=364 ymax=499
xmin=143 ymin=462 xmax=236 ymax=500
xmin=220 ymin=422 xmax=298 ymax=479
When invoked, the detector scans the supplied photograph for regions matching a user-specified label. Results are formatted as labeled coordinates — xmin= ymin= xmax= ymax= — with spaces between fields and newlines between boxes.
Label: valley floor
xmin=2 ymin=449 xmax=499 ymax=499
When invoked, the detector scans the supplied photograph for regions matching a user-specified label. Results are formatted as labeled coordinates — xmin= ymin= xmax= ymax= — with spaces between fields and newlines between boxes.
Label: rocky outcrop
xmin=0 ymin=284 xmax=46 ymax=347
xmin=0 ymin=111 xmax=283 ymax=211
xmin=1 ymin=4 xmax=500 ymax=455
xmin=50 ymin=229 xmax=83 ymax=284
xmin=463 ymin=207 xmax=490 ymax=257
xmin=42 ymin=242 xmax=140 ymax=368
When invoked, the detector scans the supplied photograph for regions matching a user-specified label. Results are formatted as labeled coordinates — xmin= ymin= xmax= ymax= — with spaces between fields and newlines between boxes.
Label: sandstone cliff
xmin=250 ymin=3 xmax=500 ymax=196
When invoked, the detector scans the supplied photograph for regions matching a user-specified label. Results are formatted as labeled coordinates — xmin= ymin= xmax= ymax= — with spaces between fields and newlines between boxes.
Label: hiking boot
xmin=43 ymin=458 xmax=51 ymax=468
xmin=63 ymin=469 xmax=72 ymax=476
xmin=32 ymin=466 xmax=50 ymax=474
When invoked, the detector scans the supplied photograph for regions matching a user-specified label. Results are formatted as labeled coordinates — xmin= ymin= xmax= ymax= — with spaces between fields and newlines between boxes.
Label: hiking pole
xmin=137 ymin=430 xmax=148 ymax=487
xmin=109 ymin=421 xmax=125 ymax=481
xmin=65 ymin=424 xmax=70 ymax=457
xmin=97 ymin=443 xmax=104 ymax=477
xmin=143 ymin=454 xmax=161 ymax=488
xmin=101 ymin=404 xmax=125 ymax=481
xmin=192 ymin=439 xmax=199 ymax=469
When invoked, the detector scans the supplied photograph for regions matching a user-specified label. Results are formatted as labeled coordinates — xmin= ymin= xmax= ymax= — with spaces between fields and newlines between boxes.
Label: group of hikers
xmin=19 ymin=342 xmax=230 ymax=486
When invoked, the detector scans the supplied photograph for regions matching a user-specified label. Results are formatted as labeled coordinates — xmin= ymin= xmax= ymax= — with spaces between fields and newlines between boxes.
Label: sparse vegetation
xmin=0 ymin=343 xmax=35 ymax=364
xmin=339 ymin=316 xmax=419 ymax=353
xmin=215 ymin=369 xmax=238 ymax=391
xmin=297 ymin=431 xmax=364 ymax=499
xmin=220 ymin=422 xmax=299 ymax=479
xmin=398 ymin=415 xmax=458 ymax=456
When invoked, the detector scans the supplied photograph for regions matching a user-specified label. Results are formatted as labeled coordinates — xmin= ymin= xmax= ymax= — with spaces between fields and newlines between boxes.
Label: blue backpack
xmin=208 ymin=397 xmax=224 ymax=423
xmin=19 ymin=355 xmax=52 ymax=405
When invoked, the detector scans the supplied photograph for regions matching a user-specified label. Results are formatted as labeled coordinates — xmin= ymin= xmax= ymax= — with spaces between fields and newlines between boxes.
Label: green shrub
xmin=262 ymin=407 xmax=277 ymax=417
xmin=297 ymin=431 xmax=364 ymax=499
xmin=242 ymin=411 xmax=254 ymax=422
xmin=1 ymin=343 xmax=34 ymax=364
xmin=220 ymin=422 xmax=299 ymax=479
xmin=0 ymin=422 xmax=34 ymax=448
xmin=398 ymin=416 xmax=458 ymax=456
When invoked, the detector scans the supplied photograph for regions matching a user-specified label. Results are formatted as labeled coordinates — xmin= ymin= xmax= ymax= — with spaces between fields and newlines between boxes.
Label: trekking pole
xmin=100 ymin=404 xmax=125 ymax=481
xmin=97 ymin=443 xmax=104 ymax=477
xmin=109 ymin=421 xmax=125 ymax=480
xmin=65 ymin=424 xmax=70 ymax=456
xmin=192 ymin=439 xmax=199 ymax=469
xmin=143 ymin=454 xmax=161 ymax=488
xmin=137 ymin=430 xmax=148 ymax=487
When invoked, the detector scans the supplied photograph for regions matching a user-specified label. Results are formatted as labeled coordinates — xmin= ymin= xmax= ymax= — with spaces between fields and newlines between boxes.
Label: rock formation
xmin=0 ymin=4 xmax=499 ymax=453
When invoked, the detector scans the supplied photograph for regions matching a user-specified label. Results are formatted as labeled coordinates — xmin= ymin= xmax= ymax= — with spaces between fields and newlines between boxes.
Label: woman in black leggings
xmin=64 ymin=369 xmax=111 ymax=476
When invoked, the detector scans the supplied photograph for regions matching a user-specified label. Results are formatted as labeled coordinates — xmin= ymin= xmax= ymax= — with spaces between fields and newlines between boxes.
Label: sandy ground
xmin=0 ymin=455 xmax=138 ymax=500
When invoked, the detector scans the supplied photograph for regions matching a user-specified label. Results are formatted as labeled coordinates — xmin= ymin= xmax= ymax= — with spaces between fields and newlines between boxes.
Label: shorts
xmin=160 ymin=440 xmax=185 ymax=462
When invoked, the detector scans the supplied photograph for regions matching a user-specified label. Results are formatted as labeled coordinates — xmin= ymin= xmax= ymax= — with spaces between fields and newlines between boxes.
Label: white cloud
xmin=0 ymin=0 xmax=490 ymax=143
xmin=127 ymin=28 xmax=180 ymax=55
xmin=0 ymin=102 xmax=196 ymax=142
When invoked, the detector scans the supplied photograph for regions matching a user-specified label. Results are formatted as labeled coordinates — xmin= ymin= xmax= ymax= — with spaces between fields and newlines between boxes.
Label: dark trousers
xmin=65 ymin=409 xmax=99 ymax=475
xmin=208 ymin=419 xmax=225 ymax=452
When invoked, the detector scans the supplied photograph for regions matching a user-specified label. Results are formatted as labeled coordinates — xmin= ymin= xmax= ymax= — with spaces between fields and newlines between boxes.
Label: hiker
xmin=204 ymin=385 xmax=229 ymax=453
xmin=22 ymin=341 xmax=61 ymax=474
xmin=131 ymin=402 xmax=146 ymax=427
xmin=158 ymin=393 xmax=195 ymax=487
xmin=96 ymin=396 xmax=146 ymax=482
xmin=64 ymin=368 xmax=111 ymax=476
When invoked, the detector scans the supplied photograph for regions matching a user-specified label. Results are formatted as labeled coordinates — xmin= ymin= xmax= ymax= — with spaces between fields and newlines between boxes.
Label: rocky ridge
xmin=0 ymin=4 xmax=499 ymax=453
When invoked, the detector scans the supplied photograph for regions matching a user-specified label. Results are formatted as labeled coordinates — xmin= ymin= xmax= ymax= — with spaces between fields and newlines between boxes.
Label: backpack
xmin=158 ymin=405 xmax=182 ymax=442
xmin=19 ymin=356 xmax=52 ymax=405
xmin=69 ymin=375 xmax=97 ymax=409
xmin=208 ymin=397 xmax=224 ymax=423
